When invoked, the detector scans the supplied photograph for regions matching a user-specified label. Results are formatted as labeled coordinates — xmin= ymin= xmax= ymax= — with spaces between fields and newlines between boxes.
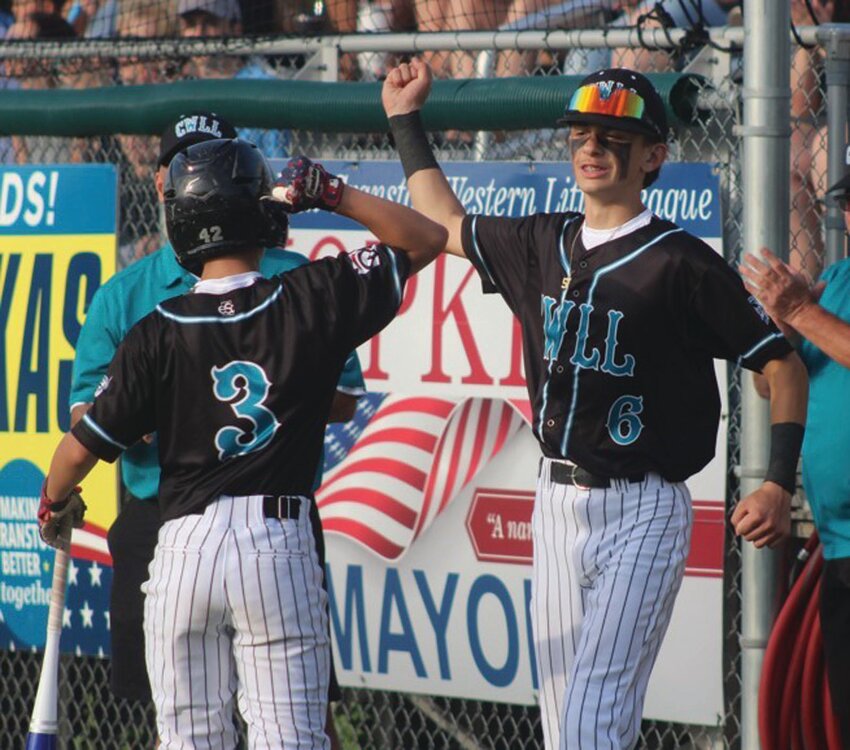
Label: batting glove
xmin=271 ymin=156 xmax=345 ymax=213
xmin=37 ymin=480 xmax=86 ymax=548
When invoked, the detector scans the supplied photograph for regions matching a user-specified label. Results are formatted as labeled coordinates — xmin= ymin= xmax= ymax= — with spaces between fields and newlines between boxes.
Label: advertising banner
xmin=0 ymin=165 xmax=117 ymax=656
xmin=0 ymin=159 xmax=727 ymax=726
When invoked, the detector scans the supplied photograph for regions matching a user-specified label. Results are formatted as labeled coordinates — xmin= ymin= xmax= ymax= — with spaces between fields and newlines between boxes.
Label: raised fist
xmin=382 ymin=59 xmax=433 ymax=118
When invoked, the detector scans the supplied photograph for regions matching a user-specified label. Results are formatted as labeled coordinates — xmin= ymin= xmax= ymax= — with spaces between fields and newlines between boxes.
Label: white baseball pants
xmin=533 ymin=459 xmax=693 ymax=750
xmin=142 ymin=494 xmax=330 ymax=750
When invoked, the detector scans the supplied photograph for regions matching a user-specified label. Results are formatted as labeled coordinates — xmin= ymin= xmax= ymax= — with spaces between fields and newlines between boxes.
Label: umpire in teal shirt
xmin=70 ymin=113 xmax=364 ymax=729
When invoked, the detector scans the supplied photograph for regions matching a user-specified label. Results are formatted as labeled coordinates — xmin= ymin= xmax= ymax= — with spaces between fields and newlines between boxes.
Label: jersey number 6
xmin=607 ymin=395 xmax=644 ymax=446
xmin=211 ymin=360 xmax=281 ymax=461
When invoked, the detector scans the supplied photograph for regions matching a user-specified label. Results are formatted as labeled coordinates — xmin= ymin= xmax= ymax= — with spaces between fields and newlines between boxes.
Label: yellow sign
xmin=0 ymin=165 xmax=119 ymax=534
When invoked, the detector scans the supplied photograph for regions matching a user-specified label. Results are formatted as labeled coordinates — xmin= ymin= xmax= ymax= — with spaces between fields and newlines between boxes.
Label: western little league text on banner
xmin=285 ymin=160 xmax=727 ymax=727
xmin=0 ymin=165 xmax=117 ymax=657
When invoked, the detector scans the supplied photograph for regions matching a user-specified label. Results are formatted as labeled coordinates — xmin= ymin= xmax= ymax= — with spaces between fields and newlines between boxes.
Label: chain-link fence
xmin=0 ymin=2 xmax=837 ymax=747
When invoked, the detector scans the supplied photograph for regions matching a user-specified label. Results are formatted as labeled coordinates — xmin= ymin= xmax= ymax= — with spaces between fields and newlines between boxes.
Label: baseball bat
xmin=25 ymin=524 xmax=72 ymax=750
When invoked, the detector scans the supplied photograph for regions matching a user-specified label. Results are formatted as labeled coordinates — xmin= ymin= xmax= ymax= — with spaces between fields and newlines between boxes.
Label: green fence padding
xmin=0 ymin=74 xmax=704 ymax=136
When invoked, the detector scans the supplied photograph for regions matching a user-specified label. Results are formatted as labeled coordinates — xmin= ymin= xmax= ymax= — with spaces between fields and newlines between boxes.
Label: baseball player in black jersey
xmin=37 ymin=138 xmax=447 ymax=749
xmin=383 ymin=61 xmax=809 ymax=749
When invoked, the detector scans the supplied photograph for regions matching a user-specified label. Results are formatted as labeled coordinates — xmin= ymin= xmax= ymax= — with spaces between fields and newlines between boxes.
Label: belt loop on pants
xmin=261 ymin=495 xmax=302 ymax=520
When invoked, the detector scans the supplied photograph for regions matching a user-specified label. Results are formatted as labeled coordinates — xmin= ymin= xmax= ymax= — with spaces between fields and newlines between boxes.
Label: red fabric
xmin=37 ymin=479 xmax=53 ymax=525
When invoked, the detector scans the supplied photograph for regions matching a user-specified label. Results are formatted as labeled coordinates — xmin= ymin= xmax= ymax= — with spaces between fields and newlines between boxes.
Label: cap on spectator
xmin=158 ymin=111 xmax=238 ymax=167
xmin=558 ymin=68 xmax=668 ymax=140
xmin=177 ymin=0 xmax=242 ymax=22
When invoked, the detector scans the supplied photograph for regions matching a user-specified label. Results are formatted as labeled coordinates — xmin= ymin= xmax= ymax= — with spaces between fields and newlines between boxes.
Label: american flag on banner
xmin=63 ymin=521 xmax=113 ymax=657
xmin=71 ymin=521 xmax=111 ymax=567
xmin=319 ymin=393 xmax=530 ymax=560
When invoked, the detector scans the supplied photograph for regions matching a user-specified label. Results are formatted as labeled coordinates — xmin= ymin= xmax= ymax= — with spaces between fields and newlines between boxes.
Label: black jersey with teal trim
xmin=461 ymin=212 xmax=792 ymax=482
xmin=72 ymin=245 xmax=409 ymax=521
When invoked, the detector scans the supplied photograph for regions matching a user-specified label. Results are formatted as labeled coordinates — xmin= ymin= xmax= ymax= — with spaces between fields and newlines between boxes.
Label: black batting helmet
xmin=164 ymin=138 xmax=289 ymax=272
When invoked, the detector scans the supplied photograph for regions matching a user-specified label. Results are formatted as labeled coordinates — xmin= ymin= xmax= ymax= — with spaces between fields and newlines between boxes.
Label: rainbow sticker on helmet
xmin=567 ymin=83 xmax=646 ymax=120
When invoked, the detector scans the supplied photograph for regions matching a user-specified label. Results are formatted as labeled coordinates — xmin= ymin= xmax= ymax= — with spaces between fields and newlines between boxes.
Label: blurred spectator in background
xmin=13 ymin=0 xmax=64 ymax=19
xmin=110 ymin=0 xmax=179 ymax=265
xmin=318 ymin=0 xmax=354 ymax=76
xmin=178 ymin=0 xmax=242 ymax=76
xmin=66 ymin=0 xmax=110 ymax=35
xmin=4 ymin=8 xmax=80 ymax=164
xmin=606 ymin=0 xmax=740 ymax=72
xmin=323 ymin=0 xmax=414 ymax=80
xmin=0 ymin=0 xmax=19 ymax=161
xmin=323 ymin=0 xmax=548 ymax=81
xmin=426 ymin=0 xmax=508 ymax=80
xmin=790 ymin=0 xmax=850 ymax=280
xmin=494 ymin=0 xmax=612 ymax=77
xmin=355 ymin=0 xmax=414 ymax=79
xmin=321 ymin=0 xmax=616 ymax=83
xmin=178 ymin=0 xmax=290 ymax=157
xmin=115 ymin=0 xmax=178 ymax=72
xmin=0 ymin=0 xmax=13 ymax=34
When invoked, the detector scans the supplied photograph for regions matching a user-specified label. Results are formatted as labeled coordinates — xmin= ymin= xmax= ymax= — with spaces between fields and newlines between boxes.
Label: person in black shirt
xmin=37 ymin=139 xmax=447 ymax=749
xmin=383 ymin=61 xmax=808 ymax=749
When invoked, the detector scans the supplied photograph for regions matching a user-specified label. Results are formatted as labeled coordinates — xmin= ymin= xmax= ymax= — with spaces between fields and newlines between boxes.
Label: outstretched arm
xmin=336 ymin=185 xmax=448 ymax=274
xmin=273 ymin=157 xmax=447 ymax=274
xmin=382 ymin=59 xmax=468 ymax=258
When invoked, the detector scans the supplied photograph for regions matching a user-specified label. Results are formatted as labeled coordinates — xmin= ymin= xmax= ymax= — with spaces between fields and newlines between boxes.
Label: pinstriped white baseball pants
xmin=142 ymin=495 xmax=330 ymax=750
xmin=532 ymin=459 xmax=692 ymax=750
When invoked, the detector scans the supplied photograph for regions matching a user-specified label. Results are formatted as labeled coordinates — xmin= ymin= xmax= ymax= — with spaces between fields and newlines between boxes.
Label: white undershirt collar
xmin=192 ymin=271 xmax=262 ymax=295
xmin=582 ymin=208 xmax=653 ymax=250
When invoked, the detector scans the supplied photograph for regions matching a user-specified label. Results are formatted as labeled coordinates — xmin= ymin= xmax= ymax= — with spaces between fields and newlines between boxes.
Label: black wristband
xmin=764 ymin=422 xmax=804 ymax=494
xmin=388 ymin=111 xmax=439 ymax=179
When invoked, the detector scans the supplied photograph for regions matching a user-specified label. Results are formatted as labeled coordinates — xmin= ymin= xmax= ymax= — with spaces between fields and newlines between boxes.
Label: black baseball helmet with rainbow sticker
xmin=559 ymin=68 xmax=669 ymax=139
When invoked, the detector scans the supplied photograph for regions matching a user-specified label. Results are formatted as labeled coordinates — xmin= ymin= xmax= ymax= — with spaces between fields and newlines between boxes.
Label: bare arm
xmin=782 ymin=303 xmax=850 ymax=369
xmin=731 ymin=352 xmax=808 ymax=549
xmin=70 ymin=403 xmax=90 ymax=427
xmin=751 ymin=372 xmax=770 ymax=400
xmin=336 ymin=185 xmax=447 ymax=274
xmin=762 ymin=352 xmax=808 ymax=425
xmin=45 ymin=432 xmax=100 ymax=502
xmin=382 ymin=60 xmax=468 ymax=258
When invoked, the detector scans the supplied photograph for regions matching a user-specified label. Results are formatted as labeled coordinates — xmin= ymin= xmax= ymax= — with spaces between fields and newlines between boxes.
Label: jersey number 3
xmin=212 ymin=361 xmax=280 ymax=461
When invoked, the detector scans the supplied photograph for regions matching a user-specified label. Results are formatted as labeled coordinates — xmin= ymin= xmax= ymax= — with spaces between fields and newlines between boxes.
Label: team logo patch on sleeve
xmin=346 ymin=246 xmax=383 ymax=275
xmin=747 ymin=295 xmax=771 ymax=326
xmin=218 ymin=299 xmax=236 ymax=316
xmin=94 ymin=375 xmax=112 ymax=397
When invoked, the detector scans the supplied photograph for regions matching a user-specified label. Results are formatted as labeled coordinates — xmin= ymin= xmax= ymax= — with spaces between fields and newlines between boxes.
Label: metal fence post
xmin=740 ymin=2 xmax=790 ymax=749
xmin=819 ymin=24 xmax=850 ymax=268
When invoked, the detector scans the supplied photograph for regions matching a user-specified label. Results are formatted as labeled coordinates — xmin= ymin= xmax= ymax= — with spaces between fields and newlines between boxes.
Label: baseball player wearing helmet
xmin=40 ymin=138 xmax=447 ymax=748
xmin=70 ymin=112 xmax=360 ymax=745
xmin=383 ymin=60 xmax=809 ymax=749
